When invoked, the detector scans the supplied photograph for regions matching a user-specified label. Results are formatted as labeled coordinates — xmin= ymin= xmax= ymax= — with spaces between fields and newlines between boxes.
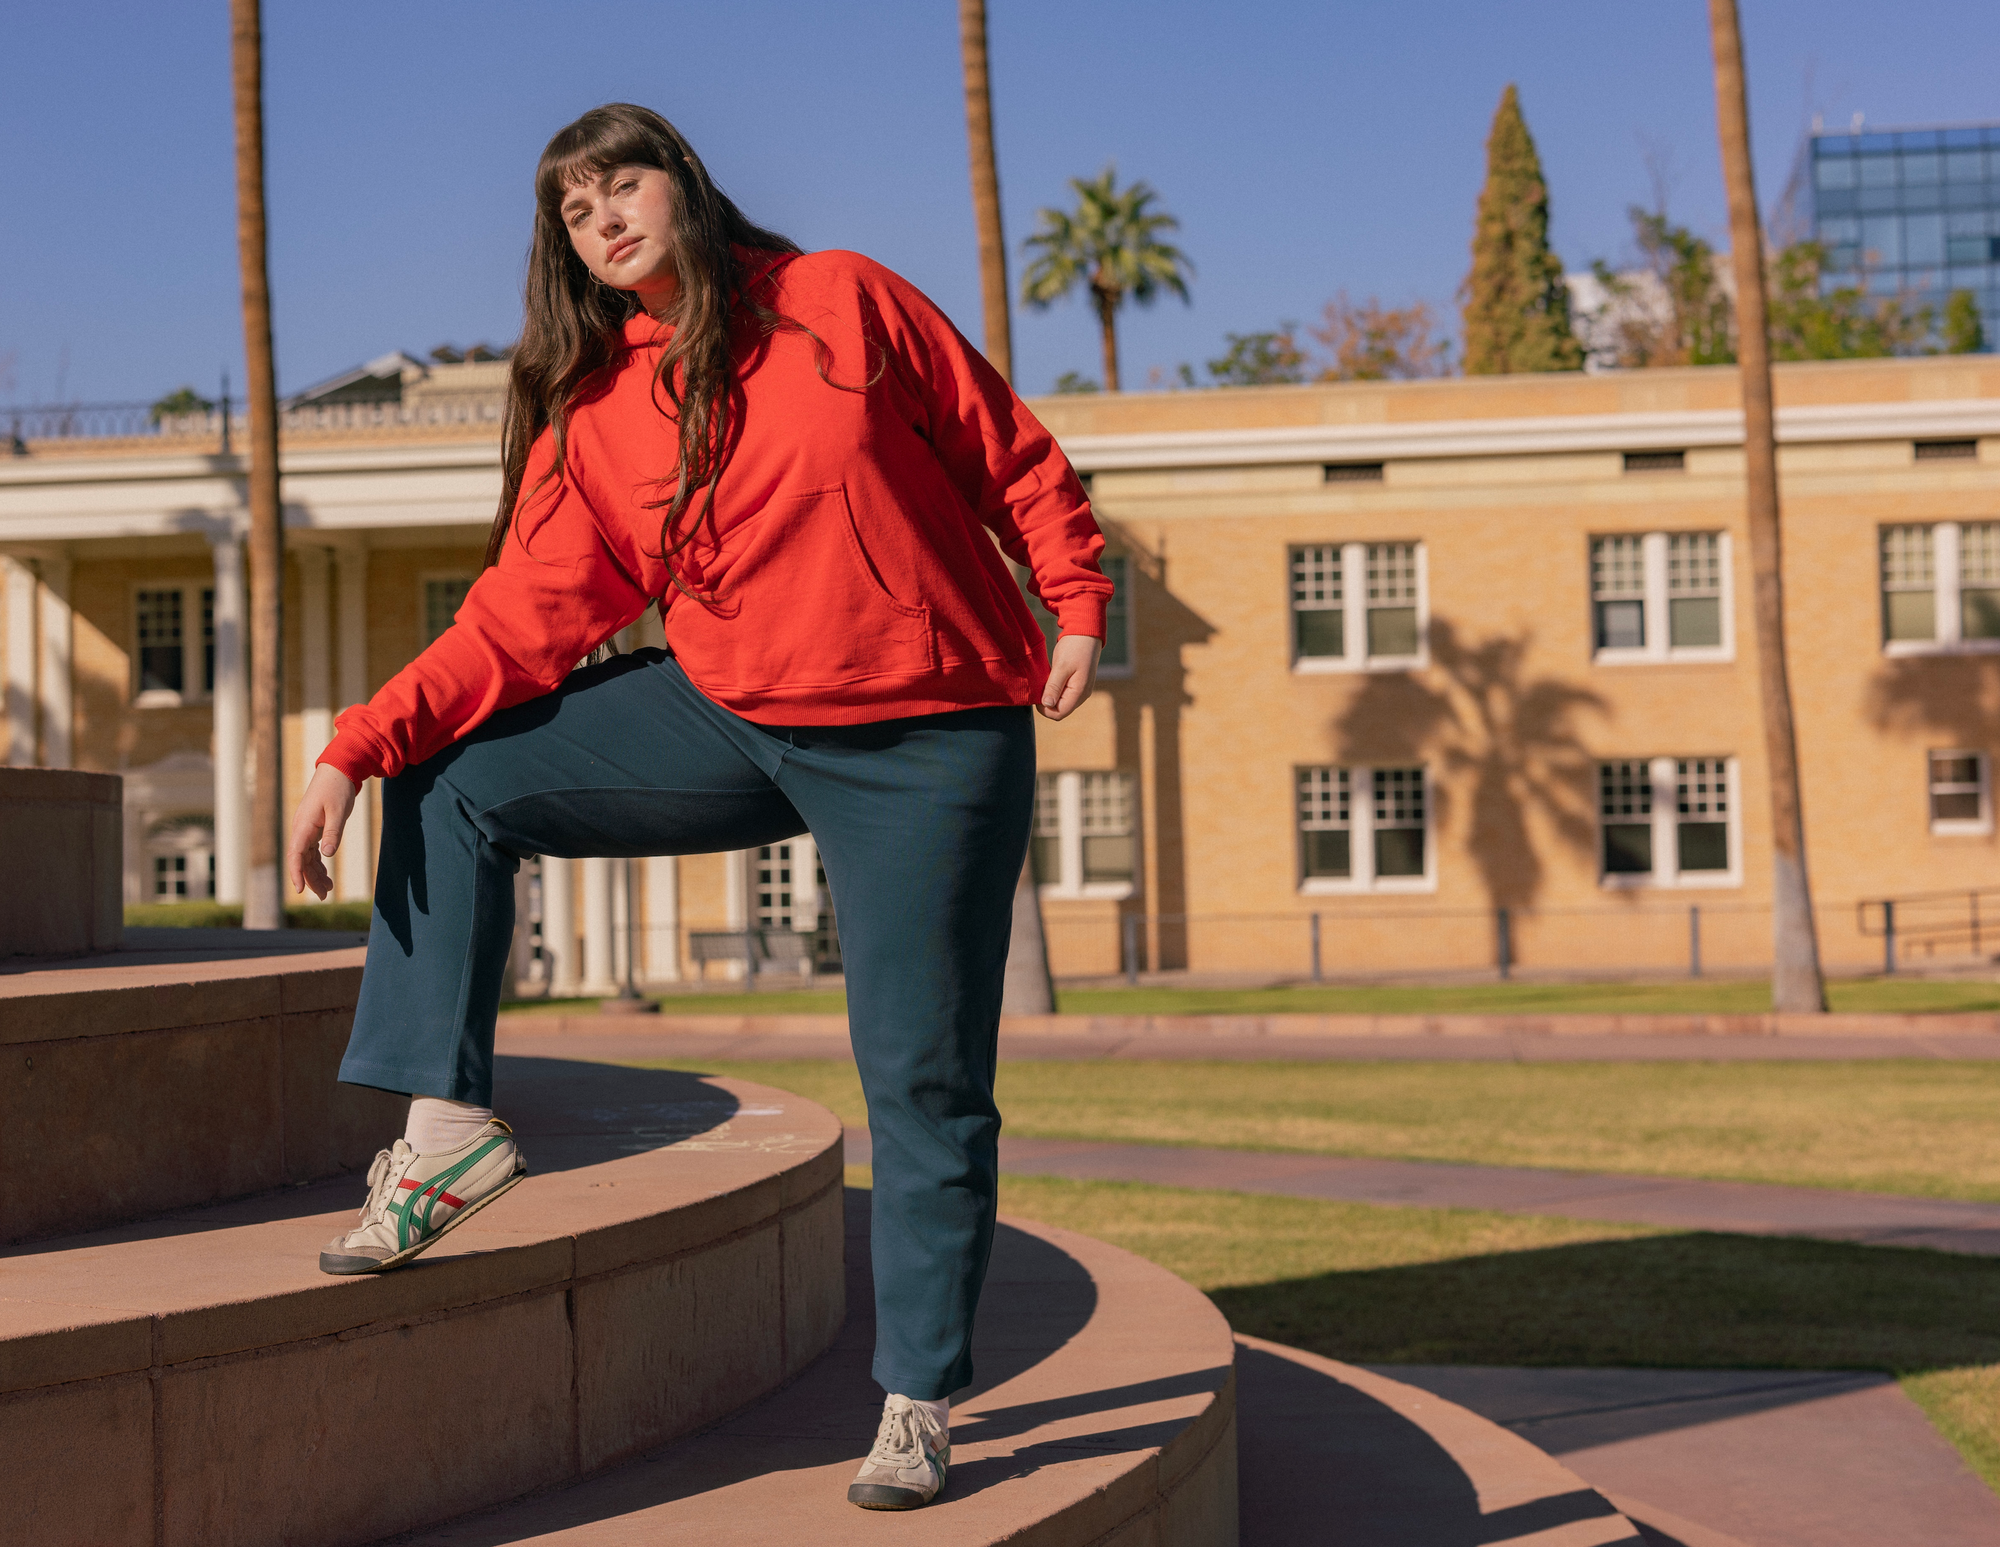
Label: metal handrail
xmin=1855 ymin=886 xmax=2000 ymax=973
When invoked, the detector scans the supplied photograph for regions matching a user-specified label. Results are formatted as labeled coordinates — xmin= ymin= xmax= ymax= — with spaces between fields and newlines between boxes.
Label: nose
xmin=595 ymin=203 xmax=624 ymax=238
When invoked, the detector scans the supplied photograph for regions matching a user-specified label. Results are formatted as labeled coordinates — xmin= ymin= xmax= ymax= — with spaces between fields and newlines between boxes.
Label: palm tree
xmin=958 ymin=0 xmax=1054 ymax=1013
xmin=958 ymin=0 xmax=1012 ymax=383
xmin=231 ymin=0 xmax=285 ymax=928
xmin=1707 ymin=0 xmax=1827 ymax=1011
xmin=1022 ymin=168 xmax=1192 ymax=391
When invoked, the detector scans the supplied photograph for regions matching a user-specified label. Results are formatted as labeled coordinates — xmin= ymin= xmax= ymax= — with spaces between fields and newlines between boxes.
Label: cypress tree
xmin=1462 ymin=85 xmax=1584 ymax=374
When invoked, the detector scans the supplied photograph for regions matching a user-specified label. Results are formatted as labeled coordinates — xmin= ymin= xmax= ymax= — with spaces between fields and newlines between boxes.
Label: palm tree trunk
xmin=231 ymin=0 xmax=285 ymax=930
xmin=958 ymin=0 xmax=1012 ymax=383
xmin=1096 ymin=290 xmax=1121 ymax=392
xmin=959 ymin=1 xmax=1052 ymax=1013
xmin=1708 ymin=0 xmax=1825 ymax=1010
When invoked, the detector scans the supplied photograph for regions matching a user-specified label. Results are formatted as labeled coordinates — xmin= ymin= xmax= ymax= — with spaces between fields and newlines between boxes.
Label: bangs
xmin=535 ymin=117 xmax=667 ymax=214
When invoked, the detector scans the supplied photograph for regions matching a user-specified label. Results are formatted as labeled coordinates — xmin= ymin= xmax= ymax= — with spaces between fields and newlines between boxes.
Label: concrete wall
xmin=0 ymin=767 xmax=122 ymax=956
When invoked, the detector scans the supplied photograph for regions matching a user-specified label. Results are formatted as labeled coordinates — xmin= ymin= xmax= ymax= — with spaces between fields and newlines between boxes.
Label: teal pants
xmin=341 ymin=649 xmax=1034 ymax=1399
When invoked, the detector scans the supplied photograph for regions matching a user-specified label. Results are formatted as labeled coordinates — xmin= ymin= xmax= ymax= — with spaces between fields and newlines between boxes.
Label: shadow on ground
xmin=1210 ymin=1230 xmax=2000 ymax=1386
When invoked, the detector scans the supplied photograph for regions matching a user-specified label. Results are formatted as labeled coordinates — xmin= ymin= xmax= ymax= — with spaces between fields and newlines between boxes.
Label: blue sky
xmin=1 ymin=1 xmax=1993 ymax=405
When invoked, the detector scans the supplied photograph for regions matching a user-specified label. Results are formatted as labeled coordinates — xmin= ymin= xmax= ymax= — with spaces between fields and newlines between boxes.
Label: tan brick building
xmin=3 ymin=355 xmax=1997 ymax=986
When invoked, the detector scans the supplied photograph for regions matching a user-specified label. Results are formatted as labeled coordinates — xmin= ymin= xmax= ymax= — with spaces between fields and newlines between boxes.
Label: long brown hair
xmin=486 ymin=104 xmax=801 ymax=579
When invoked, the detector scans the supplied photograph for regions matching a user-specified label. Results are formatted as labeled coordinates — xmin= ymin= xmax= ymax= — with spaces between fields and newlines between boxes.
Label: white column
xmin=335 ymin=545 xmax=372 ymax=902
xmin=643 ymin=854 xmax=679 ymax=982
xmin=209 ymin=533 xmax=248 ymax=904
xmin=791 ymin=835 xmax=820 ymax=933
xmin=542 ymin=854 xmax=577 ymax=995
xmin=36 ymin=557 xmax=71 ymax=768
xmin=298 ymin=548 xmax=332 ymax=769
xmin=3 ymin=557 xmax=35 ymax=766
xmin=581 ymin=855 xmax=616 ymax=994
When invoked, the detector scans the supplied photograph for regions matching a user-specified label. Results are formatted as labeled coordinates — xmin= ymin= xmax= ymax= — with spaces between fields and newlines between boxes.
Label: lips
xmin=606 ymin=237 xmax=641 ymax=264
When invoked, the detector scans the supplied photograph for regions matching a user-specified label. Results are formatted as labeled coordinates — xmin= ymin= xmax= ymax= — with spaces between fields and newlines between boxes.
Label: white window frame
xmin=1882 ymin=522 xmax=2000 ymax=657
xmin=1297 ymin=763 xmax=1437 ymax=895
xmin=418 ymin=571 xmax=478 ymax=650
xmin=1290 ymin=541 xmax=1429 ymax=674
xmin=131 ymin=582 xmax=215 ymax=708
xmin=1928 ymin=750 xmax=1992 ymax=835
xmin=1597 ymin=755 xmax=1742 ymax=890
xmin=1590 ymin=531 xmax=1734 ymax=665
xmin=1034 ymin=769 xmax=1138 ymax=900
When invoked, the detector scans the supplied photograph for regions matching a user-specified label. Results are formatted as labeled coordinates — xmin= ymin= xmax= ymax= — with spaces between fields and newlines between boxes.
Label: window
xmin=1297 ymin=764 xmax=1432 ymax=891
xmin=1929 ymin=752 xmax=1991 ymax=834
xmin=132 ymin=585 xmax=216 ymax=705
xmin=1022 ymin=554 xmax=1130 ymax=673
xmin=1322 ymin=462 xmax=1385 ymax=483
xmin=755 ymin=843 xmax=800 ymax=928
xmin=1914 ymin=440 xmax=1978 ymax=462
xmin=1623 ymin=450 xmax=1686 ymax=473
xmin=422 ymin=576 xmax=475 ymax=648
xmin=1033 ymin=770 xmax=1137 ymax=897
xmin=1880 ymin=523 xmax=2000 ymax=650
xmin=145 ymin=816 xmax=215 ymax=900
xmin=1290 ymin=541 xmax=1426 ymax=669
xmin=1589 ymin=532 xmax=1731 ymax=661
xmin=1597 ymin=757 xmax=1738 ymax=887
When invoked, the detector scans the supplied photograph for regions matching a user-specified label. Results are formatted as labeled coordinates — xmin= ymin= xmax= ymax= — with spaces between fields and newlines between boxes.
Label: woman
xmin=286 ymin=103 xmax=1109 ymax=1513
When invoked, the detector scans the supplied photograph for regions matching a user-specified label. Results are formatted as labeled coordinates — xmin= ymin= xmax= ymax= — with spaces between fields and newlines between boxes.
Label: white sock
xmin=404 ymin=1096 xmax=494 ymax=1153
xmin=907 ymin=1396 xmax=949 ymax=1432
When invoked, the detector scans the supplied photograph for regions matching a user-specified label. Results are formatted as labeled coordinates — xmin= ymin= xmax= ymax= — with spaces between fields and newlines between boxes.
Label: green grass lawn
xmin=505 ymin=975 xmax=2000 ymax=1018
xmin=690 ymin=1058 xmax=2000 ymax=1204
xmin=125 ymin=900 xmax=372 ymax=930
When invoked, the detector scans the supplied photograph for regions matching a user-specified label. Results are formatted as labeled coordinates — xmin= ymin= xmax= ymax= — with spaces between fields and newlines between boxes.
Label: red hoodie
xmin=319 ymin=249 xmax=1111 ymax=785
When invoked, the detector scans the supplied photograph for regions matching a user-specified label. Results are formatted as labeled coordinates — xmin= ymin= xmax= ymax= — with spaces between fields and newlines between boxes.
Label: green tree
xmin=1943 ymin=290 xmax=1987 ymax=355
xmin=1022 ymin=167 xmax=1193 ymax=392
xmin=1052 ymin=370 xmax=1100 ymax=394
xmin=1584 ymin=209 xmax=1736 ymax=368
xmin=149 ymin=385 xmax=215 ymax=425
xmin=1206 ymin=327 xmax=1309 ymax=386
xmin=1766 ymin=241 xmax=1929 ymax=360
xmin=1461 ymin=85 xmax=1583 ymax=374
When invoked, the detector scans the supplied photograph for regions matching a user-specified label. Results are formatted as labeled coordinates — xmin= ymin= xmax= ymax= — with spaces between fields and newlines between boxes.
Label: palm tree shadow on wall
xmin=1865 ymin=653 xmax=2000 ymax=762
xmin=1100 ymin=519 xmax=1214 ymax=971
xmin=1333 ymin=619 xmax=1606 ymax=925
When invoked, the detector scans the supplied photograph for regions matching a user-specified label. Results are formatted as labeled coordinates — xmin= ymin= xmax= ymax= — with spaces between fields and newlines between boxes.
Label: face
xmin=560 ymin=164 xmax=680 ymax=314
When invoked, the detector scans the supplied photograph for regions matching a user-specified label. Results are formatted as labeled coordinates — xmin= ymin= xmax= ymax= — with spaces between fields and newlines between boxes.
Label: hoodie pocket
xmin=672 ymin=484 xmax=936 ymax=692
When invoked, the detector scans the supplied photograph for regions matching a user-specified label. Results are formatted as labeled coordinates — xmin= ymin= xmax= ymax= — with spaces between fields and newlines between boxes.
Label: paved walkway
xmin=838 ymin=1128 xmax=2000 ymax=1256
xmin=495 ymin=1016 xmax=2000 ymax=1063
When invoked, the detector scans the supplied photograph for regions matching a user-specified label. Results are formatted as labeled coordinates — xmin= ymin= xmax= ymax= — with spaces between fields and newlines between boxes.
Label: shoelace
xmin=868 ymin=1403 xmax=928 ymax=1470
xmin=354 ymin=1146 xmax=407 ymax=1226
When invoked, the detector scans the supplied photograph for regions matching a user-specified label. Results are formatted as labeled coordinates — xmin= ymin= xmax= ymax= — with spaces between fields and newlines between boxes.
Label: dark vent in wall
xmin=1078 ymin=472 xmax=1095 ymax=495
xmin=1623 ymin=450 xmax=1687 ymax=473
xmin=1323 ymin=462 xmax=1386 ymax=483
xmin=1914 ymin=439 xmax=1978 ymax=462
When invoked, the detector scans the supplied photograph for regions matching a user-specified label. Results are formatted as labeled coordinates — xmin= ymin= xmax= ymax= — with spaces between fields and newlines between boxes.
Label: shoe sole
xmin=319 ymin=1164 xmax=527 ymax=1276
xmin=846 ymin=1484 xmax=937 ymax=1510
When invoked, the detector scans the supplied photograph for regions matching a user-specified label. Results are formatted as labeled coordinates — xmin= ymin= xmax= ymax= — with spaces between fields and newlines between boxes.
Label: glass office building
xmin=1808 ymin=123 xmax=2000 ymax=351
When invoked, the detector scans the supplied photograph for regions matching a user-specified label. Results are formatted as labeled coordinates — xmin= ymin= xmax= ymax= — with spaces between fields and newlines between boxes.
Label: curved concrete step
xmin=390 ymin=1196 xmax=1239 ymax=1547
xmin=1 ymin=935 xmax=393 ymax=1244
xmin=1234 ymin=1336 xmax=1648 ymax=1546
xmin=0 ymin=1057 xmax=845 ymax=1547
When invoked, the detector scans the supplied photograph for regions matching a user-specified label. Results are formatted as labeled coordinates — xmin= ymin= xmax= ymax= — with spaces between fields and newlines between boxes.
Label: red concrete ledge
xmin=0 ymin=943 xmax=394 ymax=1243
xmin=0 ymin=1072 xmax=845 ymax=1547
xmin=497 ymin=1008 xmax=2000 ymax=1040
xmin=394 ymin=1202 xmax=1237 ymax=1547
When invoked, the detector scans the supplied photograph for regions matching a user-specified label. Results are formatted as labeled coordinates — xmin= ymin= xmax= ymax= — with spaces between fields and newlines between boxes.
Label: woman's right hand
xmin=288 ymin=764 xmax=359 ymax=900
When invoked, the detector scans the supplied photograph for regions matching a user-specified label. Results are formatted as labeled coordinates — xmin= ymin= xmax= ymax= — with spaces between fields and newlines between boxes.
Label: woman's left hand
xmin=1038 ymin=634 xmax=1102 ymax=721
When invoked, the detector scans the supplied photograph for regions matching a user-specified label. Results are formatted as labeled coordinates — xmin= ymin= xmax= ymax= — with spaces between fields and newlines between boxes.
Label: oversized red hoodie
xmin=319 ymin=249 xmax=1111 ymax=785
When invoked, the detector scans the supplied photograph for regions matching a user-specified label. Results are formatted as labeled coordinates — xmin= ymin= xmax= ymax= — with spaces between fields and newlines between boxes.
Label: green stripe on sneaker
xmin=386 ymin=1136 xmax=510 ymax=1251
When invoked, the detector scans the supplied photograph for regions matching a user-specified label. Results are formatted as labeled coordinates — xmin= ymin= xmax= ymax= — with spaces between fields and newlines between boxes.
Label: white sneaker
xmin=319 ymin=1120 xmax=526 ymax=1275
xmin=847 ymin=1394 xmax=950 ymax=1510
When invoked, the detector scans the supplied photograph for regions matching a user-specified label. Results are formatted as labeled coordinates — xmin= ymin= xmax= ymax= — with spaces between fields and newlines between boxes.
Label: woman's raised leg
xmin=340 ymin=651 xmax=807 ymax=1104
